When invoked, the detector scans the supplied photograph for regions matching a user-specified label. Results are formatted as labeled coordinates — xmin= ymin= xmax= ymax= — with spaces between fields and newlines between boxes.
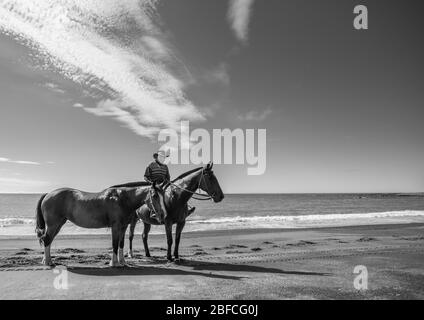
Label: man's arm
xmin=165 ymin=165 xmax=170 ymax=182
xmin=144 ymin=164 xmax=152 ymax=183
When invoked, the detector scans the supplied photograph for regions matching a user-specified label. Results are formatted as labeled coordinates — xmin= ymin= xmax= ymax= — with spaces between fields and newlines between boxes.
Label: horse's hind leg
xmin=142 ymin=222 xmax=151 ymax=257
xmin=110 ymin=224 xmax=121 ymax=267
xmin=42 ymin=219 xmax=66 ymax=266
xmin=174 ymin=221 xmax=186 ymax=262
xmin=165 ymin=222 xmax=173 ymax=262
xmin=128 ymin=218 xmax=136 ymax=258
xmin=118 ymin=224 xmax=128 ymax=266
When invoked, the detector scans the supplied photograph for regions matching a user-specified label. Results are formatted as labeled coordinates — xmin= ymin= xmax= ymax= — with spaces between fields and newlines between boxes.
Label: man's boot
xmin=150 ymin=209 xmax=158 ymax=220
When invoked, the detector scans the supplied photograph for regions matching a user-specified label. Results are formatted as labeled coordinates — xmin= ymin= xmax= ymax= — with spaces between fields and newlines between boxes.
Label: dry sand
xmin=0 ymin=224 xmax=423 ymax=299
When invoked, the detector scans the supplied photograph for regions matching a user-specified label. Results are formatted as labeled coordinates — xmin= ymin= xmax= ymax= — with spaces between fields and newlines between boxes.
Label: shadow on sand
xmin=183 ymin=259 xmax=331 ymax=276
xmin=67 ymin=265 xmax=243 ymax=280
xmin=66 ymin=258 xmax=330 ymax=278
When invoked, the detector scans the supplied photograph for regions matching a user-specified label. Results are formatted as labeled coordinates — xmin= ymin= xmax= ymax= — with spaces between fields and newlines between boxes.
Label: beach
xmin=1 ymin=223 xmax=423 ymax=299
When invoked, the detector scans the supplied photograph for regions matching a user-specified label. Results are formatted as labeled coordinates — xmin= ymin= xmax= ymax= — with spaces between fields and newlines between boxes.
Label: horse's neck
xmin=172 ymin=171 xmax=201 ymax=204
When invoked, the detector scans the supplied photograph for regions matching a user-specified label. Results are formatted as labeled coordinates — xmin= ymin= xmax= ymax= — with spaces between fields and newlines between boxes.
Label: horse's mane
xmin=109 ymin=167 xmax=203 ymax=189
xmin=171 ymin=167 xmax=202 ymax=183
xmin=110 ymin=181 xmax=151 ymax=188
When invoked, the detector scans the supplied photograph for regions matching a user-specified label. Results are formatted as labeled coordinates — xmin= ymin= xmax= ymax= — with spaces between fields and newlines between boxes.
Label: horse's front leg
xmin=118 ymin=224 xmax=128 ymax=266
xmin=110 ymin=224 xmax=121 ymax=267
xmin=142 ymin=222 xmax=152 ymax=257
xmin=174 ymin=221 xmax=186 ymax=262
xmin=128 ymin=217 xmax=137 ymax=258
xmin=165 ymin=222 xmax=173 ymax=261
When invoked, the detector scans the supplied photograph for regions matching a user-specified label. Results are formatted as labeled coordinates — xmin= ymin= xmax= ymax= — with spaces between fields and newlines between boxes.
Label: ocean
xmin=1 ymin=193 xmax=424 ymax=236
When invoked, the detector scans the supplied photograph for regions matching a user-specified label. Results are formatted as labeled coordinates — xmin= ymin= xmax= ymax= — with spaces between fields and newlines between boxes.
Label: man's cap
xmin=156 ymin=149 xmax=169 ymax=157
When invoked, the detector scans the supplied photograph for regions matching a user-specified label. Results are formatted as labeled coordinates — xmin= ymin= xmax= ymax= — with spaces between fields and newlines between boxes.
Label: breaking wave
xmin=1 ymin=210 xmax=424 ymax=236
xmin=186 ymin=210 xmax=424 ymax=230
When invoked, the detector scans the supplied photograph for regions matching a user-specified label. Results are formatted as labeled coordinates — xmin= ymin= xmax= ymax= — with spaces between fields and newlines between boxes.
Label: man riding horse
xmin=144 ymin=150 xmax=195 ymax=221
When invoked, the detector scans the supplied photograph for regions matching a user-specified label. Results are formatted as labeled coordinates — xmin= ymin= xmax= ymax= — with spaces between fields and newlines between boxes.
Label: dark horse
xmin=35 ymin=183 xmax=166 ymax=267
xmin=114 ymin=162 xmax=224 ymax=262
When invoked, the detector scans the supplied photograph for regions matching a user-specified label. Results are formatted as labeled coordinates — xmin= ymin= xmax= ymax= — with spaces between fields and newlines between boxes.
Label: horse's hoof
xmin=174 ymin=257 xmax=183 ymax=264
xmin=109 ymin=260 xmax=120 ymax=268
xmin=127 ymin=251 xmax=134 ymax=258
xmin=42 ymin=259 xmax=55 ymax=267
xmin=145 ymin=253 xmax=151 ymax=258
xmin=167 ymin=257 xmax=174 ymax=262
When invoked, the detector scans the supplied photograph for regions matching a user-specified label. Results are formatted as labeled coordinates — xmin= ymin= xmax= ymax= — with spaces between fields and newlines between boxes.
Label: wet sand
xmin=0 ymin=223 xmax=423 ymax=299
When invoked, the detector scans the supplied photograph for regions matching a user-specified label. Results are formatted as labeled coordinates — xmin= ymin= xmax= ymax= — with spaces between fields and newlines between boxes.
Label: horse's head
xmin=145 ymin=182 xmax=167 ymax=223
xmin=199 ymin=162 xmax=224 ymax=203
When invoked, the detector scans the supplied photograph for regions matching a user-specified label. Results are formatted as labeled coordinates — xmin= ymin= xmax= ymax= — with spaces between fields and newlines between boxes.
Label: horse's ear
xmin=210 ymin=162 xmax=214 ymax=170
xmin=205 ymin=161 xmax=212 ymax=170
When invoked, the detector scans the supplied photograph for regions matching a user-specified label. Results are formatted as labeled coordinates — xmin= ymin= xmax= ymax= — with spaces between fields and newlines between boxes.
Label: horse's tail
xmin=35 ymin=193 xmax=47 ymax=245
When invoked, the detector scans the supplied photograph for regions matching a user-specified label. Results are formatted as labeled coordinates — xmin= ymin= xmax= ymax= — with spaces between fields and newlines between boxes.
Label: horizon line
xmin=0 ymin=191 xmax=423 ymax=195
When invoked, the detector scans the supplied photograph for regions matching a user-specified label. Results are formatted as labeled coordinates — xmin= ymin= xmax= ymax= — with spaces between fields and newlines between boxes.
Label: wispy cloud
xmin=43 ymin=82 xmax=65 ymax=94
xmin=83 ymin=99 xmax=161 ymax=137
xmin=237 ymin=108 xmax=272 ymax=121
xmin=0 ymin=157 xmax=40 ymax=165
xmin=13 ymin=160 xmax=40 ymax=165
xmin=0 ymin=157 xmax=54 ymax=165
xmin=0 ymin=0 xmax=204 ymax=138
xmin=227 ymin=0 xmax=255 ymax=44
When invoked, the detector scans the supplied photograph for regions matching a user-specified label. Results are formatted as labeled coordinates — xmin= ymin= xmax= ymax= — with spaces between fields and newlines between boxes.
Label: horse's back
xmin=43 ymin=188 xmax=77 ymax=207
xmin=43 ymin=187 xmax=98 ymax=206
xmin=45 ymin=187 xmax=116 ymax=201
xmin=42 ymin=188 xmax=123 ymax=228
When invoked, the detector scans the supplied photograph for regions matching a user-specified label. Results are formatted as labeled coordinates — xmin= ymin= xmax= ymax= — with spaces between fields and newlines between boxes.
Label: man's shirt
xmin=144 ymin=160 xmax=170 ymax=183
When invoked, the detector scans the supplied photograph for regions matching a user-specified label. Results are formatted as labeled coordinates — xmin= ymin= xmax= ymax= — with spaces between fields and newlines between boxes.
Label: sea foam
xmin=1 ymin=210 xmax=423 ymax=236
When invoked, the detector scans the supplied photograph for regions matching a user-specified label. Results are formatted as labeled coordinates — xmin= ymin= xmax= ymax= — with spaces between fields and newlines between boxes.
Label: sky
xmin=0 ymin=0 xmax=423 ymax=193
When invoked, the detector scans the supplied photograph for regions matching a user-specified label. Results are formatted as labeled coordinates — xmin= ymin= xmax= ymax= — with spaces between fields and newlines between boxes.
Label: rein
xmin=168 ymin=169 xmax=214 ymax=201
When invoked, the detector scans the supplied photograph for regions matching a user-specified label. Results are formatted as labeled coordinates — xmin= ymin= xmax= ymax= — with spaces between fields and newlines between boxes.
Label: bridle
xmin=168 ymin=168 xmax=215 ymax=201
